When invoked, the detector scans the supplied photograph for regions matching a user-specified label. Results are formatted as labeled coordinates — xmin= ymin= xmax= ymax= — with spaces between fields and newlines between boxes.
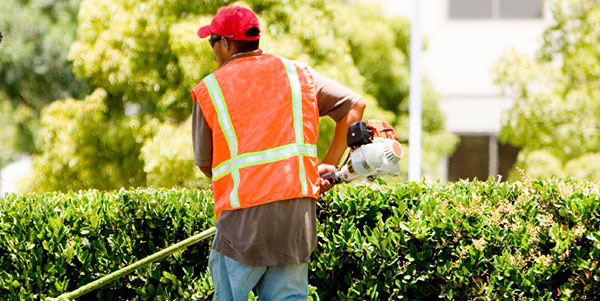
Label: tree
xmin=24 ymin=89 xmax=146 ymax=192
xmin=0 ymin=95 xmax=18 ymax=170
xmin=0 ymin=92 xmax=35 ymax=170
xmin=0 ymin=0 xmax=85 ymax=110
xmin=140 ymin=118 xmax=210 ymax=189
xmin=0 ymin=0 xmax=86 ymax=158
xmin=494 ymin=0 xmax=600 ymax=181
xmin=331 ymin=2 xmax=457 ymax=177
xmin=28 ymin=0 xmax=457 ymax=191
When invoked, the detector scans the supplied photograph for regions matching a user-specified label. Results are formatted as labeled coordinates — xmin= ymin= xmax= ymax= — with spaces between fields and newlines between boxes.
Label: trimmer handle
xmin=321 ymin=170 xmax=342 ymax=185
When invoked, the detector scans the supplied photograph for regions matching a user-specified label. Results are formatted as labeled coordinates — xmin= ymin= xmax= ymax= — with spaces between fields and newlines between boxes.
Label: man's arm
xmin=305 ymin=64 xmax=367 ymax=167
xmin=192 ymin=101 xmax=214 ymax=178
xmin=322 ymin=98 xmax=366 ymax=165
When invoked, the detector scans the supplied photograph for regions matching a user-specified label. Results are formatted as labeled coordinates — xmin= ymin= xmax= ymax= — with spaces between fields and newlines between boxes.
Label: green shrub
xmin=315 ymin=179 xmax=600 ymax=299
xmin=0 ymin=188 xmax=215 ymax=300
xmin=1 ymin=179 xmax=599 ymax=300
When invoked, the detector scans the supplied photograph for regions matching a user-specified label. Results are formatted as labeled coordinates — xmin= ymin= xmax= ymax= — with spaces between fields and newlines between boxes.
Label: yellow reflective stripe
xmin=230 ymin=169 xmax=240 ymax=208
xmin=202 ymin=74 xmax=240 ymax=208
xmin=212 ymin=144 xmax=317 ymax=181
xmin=281 ymin=57 xmax=308 ymax=194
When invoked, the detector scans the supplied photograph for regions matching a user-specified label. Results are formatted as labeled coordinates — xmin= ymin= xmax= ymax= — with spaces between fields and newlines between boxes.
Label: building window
xmin=448 ymin=136 xmax=490 ymax=181
xmin=449 ymin=0 xmax=492 ymax=19
xmin=499 ymin=0 xmax=543 ymax=18
xmin=449 ymin=0 xmax=543 ymax=19
xmin=447 ymin=134 xmax=519 ymax=182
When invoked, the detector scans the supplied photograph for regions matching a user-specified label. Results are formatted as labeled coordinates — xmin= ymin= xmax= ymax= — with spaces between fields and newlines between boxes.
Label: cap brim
xmin=197 ymin=25 xmax=212 ymax=38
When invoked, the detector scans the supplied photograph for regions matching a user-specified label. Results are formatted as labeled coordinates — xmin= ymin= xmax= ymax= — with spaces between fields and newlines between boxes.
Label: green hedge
xmin=0 ymin=189 xmax=215 ymax=300
xmin=1 ymin=179 xmax=599 ymax=300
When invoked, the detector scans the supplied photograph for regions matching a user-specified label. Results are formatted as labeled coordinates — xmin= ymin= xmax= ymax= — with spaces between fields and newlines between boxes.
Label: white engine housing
xmin=338 ymin=138 xmax=403 ymax=182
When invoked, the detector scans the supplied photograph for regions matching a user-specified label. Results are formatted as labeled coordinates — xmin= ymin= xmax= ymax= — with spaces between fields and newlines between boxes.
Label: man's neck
xmin=221 ymin=49 xmax=264 ymax=67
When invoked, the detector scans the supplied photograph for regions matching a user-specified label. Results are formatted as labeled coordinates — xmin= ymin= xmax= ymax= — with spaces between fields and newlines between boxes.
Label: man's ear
xmin=223 ymin=39 xmax=235 ymax=55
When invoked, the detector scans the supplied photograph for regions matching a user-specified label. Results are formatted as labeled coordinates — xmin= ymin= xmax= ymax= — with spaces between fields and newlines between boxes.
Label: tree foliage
xmin=24 ymin=89 xmax=146 ymax=192
xmin=0 ymin=96 xmax=18 ymax=169
xmin=0 ymin=0 xmax=86 ymax=159
xmin=140 ymin=118 xmax=210 ymax=189
xmin=0 ymin=93 xmax=36 ymax=170
xmin=494 ymin=0 xmax=599 ymax=181
xmin=27 ymin=0 xmax=456 ymax=191
xmin=0 ymin=0 xmax=85 ymax=110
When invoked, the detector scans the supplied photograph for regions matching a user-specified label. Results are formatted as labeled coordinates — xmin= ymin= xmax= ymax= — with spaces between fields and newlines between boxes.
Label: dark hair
xmin=232 ymin=27 xmax=260 ymax=53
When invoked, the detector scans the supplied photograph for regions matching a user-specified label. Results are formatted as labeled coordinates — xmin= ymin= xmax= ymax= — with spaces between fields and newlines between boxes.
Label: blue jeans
xmin=208 ymin=248 xmax=308 ymax=300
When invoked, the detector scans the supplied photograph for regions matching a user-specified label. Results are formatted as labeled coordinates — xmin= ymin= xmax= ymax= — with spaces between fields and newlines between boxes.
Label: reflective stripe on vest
xmin=212 ymin=143 xmax=317 ymax=180
xmin=203 ymin=74 xmax=241 ymax=208
xmin=281 ymin=57 xmax=309 ymax=194
xmin=202 ymin=58 xmax=316 ymax=207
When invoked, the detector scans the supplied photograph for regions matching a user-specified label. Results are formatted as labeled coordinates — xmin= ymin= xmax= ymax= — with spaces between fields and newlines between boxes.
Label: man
xmin=192 ymin=5 xmax=366 ymax=300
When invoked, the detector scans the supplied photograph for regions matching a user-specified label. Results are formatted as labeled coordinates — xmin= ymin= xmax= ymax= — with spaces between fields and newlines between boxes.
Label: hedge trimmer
xmin=48 ymin=120 xmax=402 ymax=300
xmin=321 ymin=120 xmax=403 ymax=185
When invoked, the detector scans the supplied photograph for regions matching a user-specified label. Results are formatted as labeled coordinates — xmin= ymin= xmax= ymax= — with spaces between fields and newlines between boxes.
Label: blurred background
xmin=0 ymin=0 xmax=598 ymax=195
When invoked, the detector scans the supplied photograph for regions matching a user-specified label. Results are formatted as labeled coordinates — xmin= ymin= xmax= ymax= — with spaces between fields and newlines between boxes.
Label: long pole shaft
xmin=48 ymin=227 xmax=217 ymax=300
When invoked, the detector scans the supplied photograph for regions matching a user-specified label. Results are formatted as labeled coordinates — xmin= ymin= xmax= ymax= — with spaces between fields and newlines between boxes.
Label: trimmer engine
xmin=322 ymin=120 xmax=403 ymax=184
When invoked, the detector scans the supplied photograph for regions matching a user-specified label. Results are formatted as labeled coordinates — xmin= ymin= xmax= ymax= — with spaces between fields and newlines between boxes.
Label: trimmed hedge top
xmin=1 ymin=179 xmax=599 ymax=300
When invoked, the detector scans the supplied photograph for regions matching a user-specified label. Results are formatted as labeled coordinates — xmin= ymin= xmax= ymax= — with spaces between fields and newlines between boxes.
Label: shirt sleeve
xmin=192 ymin=101 xmax=213 ymax=167
xmin=306 ymin=66 xmax=363 ymax=122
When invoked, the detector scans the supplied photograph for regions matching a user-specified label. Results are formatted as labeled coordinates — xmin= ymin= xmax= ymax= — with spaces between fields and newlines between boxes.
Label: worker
xmin=192 ymin=5 xmax=366 ymax=300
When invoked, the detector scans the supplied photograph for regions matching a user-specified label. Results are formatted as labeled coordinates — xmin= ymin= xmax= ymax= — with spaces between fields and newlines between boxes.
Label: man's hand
xmin=317 ymin=163 xmax=337 ymax=193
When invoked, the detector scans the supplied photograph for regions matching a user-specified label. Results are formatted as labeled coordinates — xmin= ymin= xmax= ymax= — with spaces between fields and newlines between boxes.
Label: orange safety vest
xmin=192 ymin=54 xmax=320 ymax=217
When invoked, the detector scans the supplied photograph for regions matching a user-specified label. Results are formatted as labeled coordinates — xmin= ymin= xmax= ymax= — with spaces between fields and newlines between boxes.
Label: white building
xmin=381 ymin=0 xmax=552 ymax=181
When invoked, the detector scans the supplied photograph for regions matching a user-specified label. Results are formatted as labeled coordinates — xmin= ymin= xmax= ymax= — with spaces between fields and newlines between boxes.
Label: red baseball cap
xmin=197 ymin=6 xmax=260 ymax=41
